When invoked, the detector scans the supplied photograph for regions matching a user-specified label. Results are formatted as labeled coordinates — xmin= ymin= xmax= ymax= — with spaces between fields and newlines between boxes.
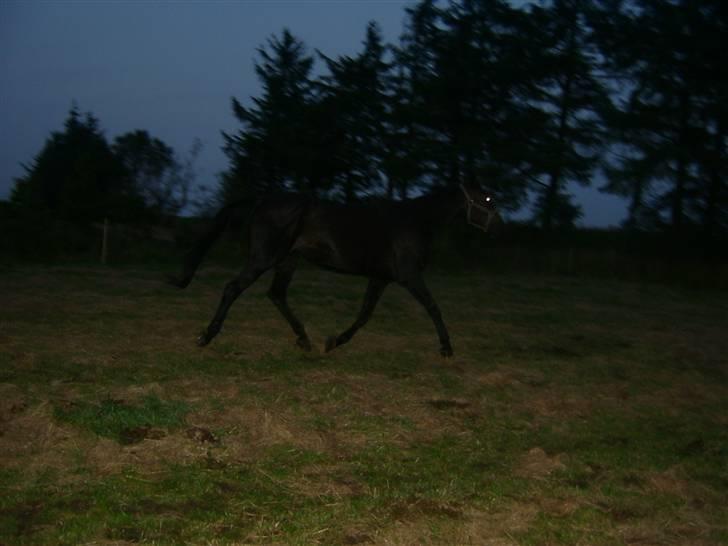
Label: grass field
xmin=1 ymin=265 xmax=727 ymax=545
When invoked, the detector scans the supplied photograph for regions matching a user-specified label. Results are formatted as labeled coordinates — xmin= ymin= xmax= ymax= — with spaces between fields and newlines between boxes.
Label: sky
xmin=0 ymin=0 xmax=626 ymax=227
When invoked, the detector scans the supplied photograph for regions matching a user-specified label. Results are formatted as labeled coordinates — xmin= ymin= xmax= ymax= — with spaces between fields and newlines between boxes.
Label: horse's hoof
xmin=325 ymin=336 xmax=338 ymax=353
xmin=197 ymin=333 xmax=210 ymax=347
xmin=440 ymin=346 xmax=454 ymax=358
xmin=296 ymin=337 xmax=312 ymax=352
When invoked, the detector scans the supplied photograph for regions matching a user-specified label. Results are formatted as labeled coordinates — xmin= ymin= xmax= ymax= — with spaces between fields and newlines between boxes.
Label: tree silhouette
xmin=213 ymin=0 xmax=727 ymax=243
xmin=222 ymin=29 xmax=315 ymax=202
xmin=11 ymin=106 xmax=140 ymax=223
xmin=392 ymin=0 xmax=542 ymax=210
xmin=318 ymin=21 xmax=391 ymax=202
xmin=113 ymin=130 xmax=200 ymax=218
xmin=595 ymin=0 xmax=728 ymax=236
xmin=385 ymin=0 xmax=442 ymax=200
xmin=526 ymin=0 xmax=611 ymax=231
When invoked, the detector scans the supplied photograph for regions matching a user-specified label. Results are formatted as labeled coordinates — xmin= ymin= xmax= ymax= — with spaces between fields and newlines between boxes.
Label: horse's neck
xmin=415 ymin=187 xmax=462 ymax=227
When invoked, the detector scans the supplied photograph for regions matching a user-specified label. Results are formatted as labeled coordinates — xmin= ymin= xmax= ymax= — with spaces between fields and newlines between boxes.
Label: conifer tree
xmin=526 ymin=0 xmax=611 ymax=231
xmin=318 ymin=22 xmax=391 ymax=202
xmin=595 ymin=0 xmax=728 ymax=236
xmin=222 ymin=29 xmax=315 ymax=201
xmin=393 ymin=0 xmax=540 ymax=211
xmin=11 ymin=106 xmax=138 ymax=223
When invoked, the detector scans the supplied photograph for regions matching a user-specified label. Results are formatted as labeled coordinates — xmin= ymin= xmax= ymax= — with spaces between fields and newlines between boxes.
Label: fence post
xmin=101 ymin=217 xmax=109 ymax=264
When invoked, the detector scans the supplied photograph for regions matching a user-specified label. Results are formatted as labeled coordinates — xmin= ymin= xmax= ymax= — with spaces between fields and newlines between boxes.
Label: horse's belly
xmin=294 ymin=238 xmax=382 ymax=276
xmin=292 ymin=238 xmax=346 ymax=270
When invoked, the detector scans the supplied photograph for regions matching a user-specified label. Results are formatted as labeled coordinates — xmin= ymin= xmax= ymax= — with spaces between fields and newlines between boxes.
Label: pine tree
xmin=688 ymin=1 xmax=728 ymax=239
xmin=222 ymin=29 xmax=315 ymax=201
xmin=526 ymin=0 xmax=611 ymax=231
xmin=393 ymin=0 xmax=540 ymax=211
xmin=11 ymin=106 xmax=138 ymax=223
xmin=385 ymin=0 xmax=442 ymax=199
xmin=595 ymin=0 xmax=728 ymax=236
xmin=318 ymin=21 xmax=392 ymax=202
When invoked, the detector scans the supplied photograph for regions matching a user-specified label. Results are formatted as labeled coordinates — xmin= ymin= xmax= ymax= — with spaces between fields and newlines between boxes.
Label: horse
xmin=168 ymin=183 xmax=500 ymax=356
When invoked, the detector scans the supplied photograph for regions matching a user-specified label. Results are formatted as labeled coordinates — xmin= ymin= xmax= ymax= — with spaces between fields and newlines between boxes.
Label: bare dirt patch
xmin=85 ymin=432 xmax=215 ymax=474
xmin=515 ymin=447 xmax=566 ymax=479
xmin=538 ymin=496 xmax=581 ymax=518
xmin=293 ymin=464 xmax=365 ymax=499
xmin=189 ymin=400 xmax=328 ymax=462
xmin=427 ymin=398 xmax=470 ymax=410
xmin=617 ymin=520 xmax=720 ymax=546
xmin=371 ymin=502 xmax=539 ymax=546
xmin=523 ymin=391 xmax=595 ymax=419
xmin=0 ymin=391 xmax=222 ymax=479
xmin=186 ymin=425 xmax=219 ymax=444
xmin=647 ymin=467 xmax=694 ymax=497
xmin=0 ymin=401 xmax=86 ymax=481
xmin=475 ymin=369 xmax=519 ymax=387
xmin=636 ymin=381 xmax=728 ymax=417
xmin=0 ymin=383 xmax=27 ymax=420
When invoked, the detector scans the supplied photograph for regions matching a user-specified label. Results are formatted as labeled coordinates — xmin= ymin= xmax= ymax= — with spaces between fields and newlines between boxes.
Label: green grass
xmin=54 ymin=395 xmax=190 ymax=443
xmin=1 ymin=265 xmax=727 ymax=544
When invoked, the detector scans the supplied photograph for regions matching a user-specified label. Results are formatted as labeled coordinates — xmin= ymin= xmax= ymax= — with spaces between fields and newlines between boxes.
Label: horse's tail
xmin=166 ymin=203 xmax=238 ymax=289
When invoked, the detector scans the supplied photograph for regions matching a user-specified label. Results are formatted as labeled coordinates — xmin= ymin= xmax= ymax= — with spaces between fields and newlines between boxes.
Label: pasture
xmin=1 ymin=265 xmax=726 ymax=545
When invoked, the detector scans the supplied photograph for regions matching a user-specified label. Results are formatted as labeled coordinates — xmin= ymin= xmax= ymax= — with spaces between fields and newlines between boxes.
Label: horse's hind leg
xmin=267 ymin=255 xmax=311 ymax=351
xmin=325 ymin=278 xmax=388 ymax=353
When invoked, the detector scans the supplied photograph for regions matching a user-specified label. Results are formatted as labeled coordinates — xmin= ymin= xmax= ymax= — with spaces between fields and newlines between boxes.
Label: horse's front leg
xmin=198 ymin=266 xmax=265 ymax=346
xmin=199 ymin=219 xmax=290 ymax=347
xmin=400 ymin=275 xmax=453 ymax=357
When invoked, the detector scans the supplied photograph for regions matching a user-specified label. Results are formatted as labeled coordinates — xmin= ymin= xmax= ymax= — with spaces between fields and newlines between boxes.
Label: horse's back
xmin=255 ymin=193 xmax=311 ymax=229
xmin=292 ymin=198 xmax=430 ymax=279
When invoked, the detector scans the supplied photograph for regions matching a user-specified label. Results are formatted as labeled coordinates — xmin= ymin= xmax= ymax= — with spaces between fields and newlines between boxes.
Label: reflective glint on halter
xmin=459 ymin=184 xmax=497 ymax=233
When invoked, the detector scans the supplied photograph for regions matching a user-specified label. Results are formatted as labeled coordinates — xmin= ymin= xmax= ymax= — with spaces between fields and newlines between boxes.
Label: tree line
xmin=221 ymin=0 xmax=726 ymax=239
xmin=9 ymin=106 xmax=201 ymax=225
xmin=6 ymin=0 xmax=727 ymax=246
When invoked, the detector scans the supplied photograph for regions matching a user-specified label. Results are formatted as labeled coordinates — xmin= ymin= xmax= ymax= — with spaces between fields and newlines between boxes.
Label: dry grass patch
xmin=371 ymin=502 xmax=539 ymax=546
xmin=514 ymin=447 xmax=567 ymax=479
xmin=0 ymin=402 xmax=82 ymax=479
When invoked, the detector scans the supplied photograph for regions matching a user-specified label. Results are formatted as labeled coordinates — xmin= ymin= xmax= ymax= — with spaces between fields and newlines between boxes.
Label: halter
xmin=460 ymin=184 xmax=497 ymax=233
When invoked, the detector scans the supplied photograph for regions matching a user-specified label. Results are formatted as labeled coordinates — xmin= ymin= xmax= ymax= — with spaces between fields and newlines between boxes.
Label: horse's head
xmin=459 ymin=183 xmax=501 ymax=233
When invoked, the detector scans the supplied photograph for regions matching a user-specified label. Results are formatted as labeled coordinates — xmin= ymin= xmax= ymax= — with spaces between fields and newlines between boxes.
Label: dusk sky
xmin=1 ymin=0 xmax=626 ymax=227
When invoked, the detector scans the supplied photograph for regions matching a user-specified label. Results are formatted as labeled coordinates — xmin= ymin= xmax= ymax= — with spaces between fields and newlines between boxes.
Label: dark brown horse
xmin=169 ymin=183 xmax=499 ymax=356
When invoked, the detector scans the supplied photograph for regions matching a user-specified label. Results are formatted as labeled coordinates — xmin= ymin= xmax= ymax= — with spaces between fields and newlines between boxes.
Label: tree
xmin=386 ymin=0 xmax=442 ymax=199
xmin=595 ymin=0 xmax=728 ymax=237
xmin=318 ymin=21 xmax=392 ymax=202
xmin=113 ymin=130 xmax=200 ymax=218
xmin=393 ymin=0 xmax=542 ymax=211
xmin=526 ymin=0 xmax=610 ymax=231
xmin=687 ymin=1 xmax=728 ymax=239
xmin=222 ymin=29 xmax=315 ymax=202
xmin=11 ymin=106 xmax=140 ymax=223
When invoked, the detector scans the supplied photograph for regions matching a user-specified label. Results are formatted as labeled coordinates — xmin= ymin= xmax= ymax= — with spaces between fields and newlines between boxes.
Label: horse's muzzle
xmin=465 ymin=203 xmax=501 ymax=234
